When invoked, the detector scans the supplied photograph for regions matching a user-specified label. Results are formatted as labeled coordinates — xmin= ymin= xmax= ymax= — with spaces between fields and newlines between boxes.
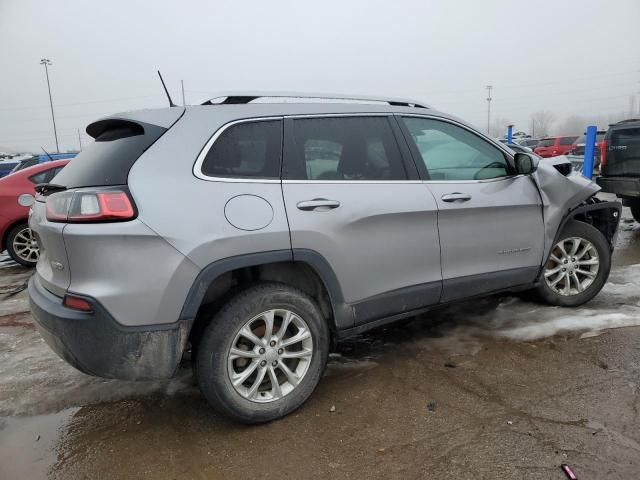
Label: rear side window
xmin=560 ymin=136 xmax=578 ymax=145
xmin=30 ymin=166 xmax=66 ymax=184
xmin=51 ymin=121 xmax=166 ymax=188
xmin=284 ymin=116 xmax=406 ymax=180
xmin=201 ymin=120 xmax=282 ymax=179
xmin=538 ymin=138 xmax=555 ymax=147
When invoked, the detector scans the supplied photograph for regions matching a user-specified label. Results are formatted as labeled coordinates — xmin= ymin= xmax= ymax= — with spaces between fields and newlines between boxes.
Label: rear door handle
xmin=296 ymin=198 xmax=341 ymax=211
xmin=441 ymin=193 xmax=472 ymax=202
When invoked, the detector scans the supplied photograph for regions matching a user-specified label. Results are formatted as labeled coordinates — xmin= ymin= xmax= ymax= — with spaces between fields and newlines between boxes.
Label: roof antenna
xmin=40 ymin=146 xmax=54 ymax=161
xmin=157 ymin=70 xmax=176 ymax=107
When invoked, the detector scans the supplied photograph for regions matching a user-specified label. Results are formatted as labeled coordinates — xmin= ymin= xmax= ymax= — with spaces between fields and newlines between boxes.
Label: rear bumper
xmin=596 ymin=177 xmax=640 ymax=198
xmin=28 ymin=275 xmax=190 ymax=380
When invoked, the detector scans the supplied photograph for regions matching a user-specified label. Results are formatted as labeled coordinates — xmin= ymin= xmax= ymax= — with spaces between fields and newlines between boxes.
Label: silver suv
xmin=28 ymin=94 xmax=621 ymax=423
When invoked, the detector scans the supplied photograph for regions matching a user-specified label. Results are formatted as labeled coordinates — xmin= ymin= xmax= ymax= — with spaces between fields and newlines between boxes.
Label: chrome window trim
xmin=195 ymin=113 xmax=408 ymax=183
xmin=282 ymin=180 xmax=424 ymax=185
xmin=193 ymin=116 xmax=283 ymax=183
xmin=282 ymin=112 xmax=392 ymax=119
xmin=193 ymin=112 xmax=518 ymax=185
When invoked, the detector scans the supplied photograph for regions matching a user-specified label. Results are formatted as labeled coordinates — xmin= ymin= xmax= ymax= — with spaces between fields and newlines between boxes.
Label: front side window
xmin=201 ymin=120 xmax=282 ymax=179
xmin=538 ymin=138 xmax=555 ymax=147
xmin=284 ymin=116 xmax=406 ymax=180
xmin=401 ymin=117 xmax=510 ymax=181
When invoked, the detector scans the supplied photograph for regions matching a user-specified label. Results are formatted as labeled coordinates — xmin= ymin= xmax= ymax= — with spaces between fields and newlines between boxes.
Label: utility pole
xmin=181 ymin=80 xmax=186 ymax=106
xmin=77 ymin=128 xmax=83 ymax=151
xmin=40 ymin=58 xmax=59 ymax=152
xmin=485 ymin=85 xmax=493 ymax=135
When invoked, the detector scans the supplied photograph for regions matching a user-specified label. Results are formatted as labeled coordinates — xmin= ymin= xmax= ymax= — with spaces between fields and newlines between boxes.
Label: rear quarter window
xmin=200 ymin=120 xmax=282 ymax=179
xmin=560 ymin=136 xmax=578 ymax=145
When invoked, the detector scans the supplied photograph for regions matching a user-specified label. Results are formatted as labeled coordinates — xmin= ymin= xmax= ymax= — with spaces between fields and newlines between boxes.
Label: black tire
xmin=195 ymin=282 xmax=329 ymax=424
xmin=6 ymin=222 xmax=38 ymax=267
xmin=630 ymin=200 xmax=640 ymax=223
xmin=536 ymin=221 xmax=611 ymax=307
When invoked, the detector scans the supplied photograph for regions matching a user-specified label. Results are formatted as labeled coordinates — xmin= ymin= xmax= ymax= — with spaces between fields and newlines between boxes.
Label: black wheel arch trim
xmin=537 ymin=199 xmax=621 ymax=280
xmin=554 ymin=200 xmax=621 ymax=250
xmin=178 ymin=249 xmax=354 ymax=329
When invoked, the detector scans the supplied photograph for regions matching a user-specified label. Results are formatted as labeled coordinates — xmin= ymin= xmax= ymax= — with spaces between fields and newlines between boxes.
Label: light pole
xmin=40 ymin=58 xmax=59 ymax=152
xmin=485 ymin=85 xmax=493 ymax=135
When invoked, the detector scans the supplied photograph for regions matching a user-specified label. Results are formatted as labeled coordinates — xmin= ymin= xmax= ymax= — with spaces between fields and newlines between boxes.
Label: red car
xmin=534 ymin=136 xmax=579 ymax=158
xmin=0 ymin=160 xmax=69 ymax=266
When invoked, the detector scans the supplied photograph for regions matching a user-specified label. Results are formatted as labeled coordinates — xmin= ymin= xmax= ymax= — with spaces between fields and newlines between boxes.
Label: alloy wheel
xmin=12 ymin=227 xmax=39 ymax=264
xmin=227 ymin=309 xmax=313 ymax=403
xmin=543 ymin=236 xmax=599 ymax=296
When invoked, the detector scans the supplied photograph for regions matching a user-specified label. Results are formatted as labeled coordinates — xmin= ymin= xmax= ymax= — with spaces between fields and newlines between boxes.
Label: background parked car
xmin=515 ymin=138 xmax=539 ymax=149
xmin=505 ymin=144 xmax=534 ymax=154
xmin=596 ymin=119 xmax=640 ymax=222
xmin=568 ymin=131 xmax=606 ymax=162
xmin=10 ymin=152 xmax=77 ymax=174
xmin=0 ymin=159 xmax=69 ymax=266
xmin=534 ymin=136 xmax=579 ymax=158
xmin=0 ymin=160 xmax=20 ymax=178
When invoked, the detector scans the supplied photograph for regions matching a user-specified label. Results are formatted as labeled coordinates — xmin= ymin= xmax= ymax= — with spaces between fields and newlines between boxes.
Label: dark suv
xmin=596 ymin=119 xmax=640 ymax=222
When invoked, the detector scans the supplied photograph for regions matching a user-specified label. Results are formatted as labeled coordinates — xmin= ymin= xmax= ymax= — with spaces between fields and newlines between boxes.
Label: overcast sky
xmin=1 ymin=0 xmax=639 ymax=152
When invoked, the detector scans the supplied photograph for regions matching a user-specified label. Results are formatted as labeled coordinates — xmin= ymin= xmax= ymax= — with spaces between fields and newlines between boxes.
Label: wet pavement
xmin=1 ymin=199 xmax=639 ymax=479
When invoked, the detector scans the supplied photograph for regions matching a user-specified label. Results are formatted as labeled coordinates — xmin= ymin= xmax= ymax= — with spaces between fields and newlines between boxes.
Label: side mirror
xmin=17 ymin=194 xmax=35 ymax=207
xmin=514 ymin=152 xmax=538 ymax=175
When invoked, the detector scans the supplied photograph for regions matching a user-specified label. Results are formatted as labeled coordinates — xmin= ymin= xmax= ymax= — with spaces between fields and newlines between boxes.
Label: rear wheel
xmin=6 ymin=223 xmax=39 ymax=267
xmin=195 ymin=283 xmax=329 ymax=424
xmin=536 ymin=221 xmax=610 ymax=307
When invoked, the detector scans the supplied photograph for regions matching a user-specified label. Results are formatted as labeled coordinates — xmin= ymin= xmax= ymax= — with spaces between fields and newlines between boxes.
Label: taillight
xmin=46 ymin=189 xmax=136 ymax=223
xmin=600 ymin=139 xmax=607 ymax=170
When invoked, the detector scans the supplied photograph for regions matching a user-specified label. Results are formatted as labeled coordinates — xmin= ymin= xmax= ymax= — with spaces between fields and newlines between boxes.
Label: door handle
xmin=296 ymin=198 xmax=341 ymax=211
xmin=441 ymin=193 xmax=472 ymax=202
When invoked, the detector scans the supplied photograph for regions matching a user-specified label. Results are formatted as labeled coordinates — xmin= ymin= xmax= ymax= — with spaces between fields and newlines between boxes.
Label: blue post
xmin=507 ymin=125 xmax=513 ymax=144
xmin=583 ymin=125 xmax=597 ymax=180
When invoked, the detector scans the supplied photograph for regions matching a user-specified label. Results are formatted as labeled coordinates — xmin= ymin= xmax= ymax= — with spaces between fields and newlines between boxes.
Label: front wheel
xmin=536 ymin=221 xmax=611 ymax=307
xmin=195 ymin=283 xmax=329 ymax=424
xmin=6 ymin=223 xmax=39 ymax=267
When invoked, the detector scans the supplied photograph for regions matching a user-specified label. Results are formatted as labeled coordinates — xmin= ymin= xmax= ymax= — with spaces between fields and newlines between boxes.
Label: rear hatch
xmin=31 ymin=107 xmax=184 ymax=296
xmin=602 ymin=120 xmax=640 ymax=177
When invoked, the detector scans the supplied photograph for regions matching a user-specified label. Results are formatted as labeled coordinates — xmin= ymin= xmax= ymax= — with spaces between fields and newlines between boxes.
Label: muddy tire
xmin=195 ymin=283 xmax=329 ymax=424
xmin=536 ymin=221 xmax=611 ymax=307
xmin=630 ymin=200 xmax=640 ymax=223
xmin=6 ymin=223 xmax=38 ymax=267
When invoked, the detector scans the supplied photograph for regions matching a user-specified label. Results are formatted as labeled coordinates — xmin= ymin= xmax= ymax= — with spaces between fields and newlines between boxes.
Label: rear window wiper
xmin=34 ymin=183 xmax=67 ymax=195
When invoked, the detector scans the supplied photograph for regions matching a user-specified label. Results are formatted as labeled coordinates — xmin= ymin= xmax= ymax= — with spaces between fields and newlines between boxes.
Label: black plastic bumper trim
xmin=28 ymin=275 xmax=189 ymax=380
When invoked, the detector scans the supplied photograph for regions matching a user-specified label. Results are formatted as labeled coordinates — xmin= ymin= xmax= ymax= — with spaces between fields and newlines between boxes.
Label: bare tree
xmin=529 ymin=110 xmax=556 ymax=138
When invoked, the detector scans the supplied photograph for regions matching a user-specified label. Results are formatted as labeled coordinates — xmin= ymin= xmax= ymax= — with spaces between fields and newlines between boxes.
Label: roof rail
xmin=200 ymin=92 xmax=428 ymax=109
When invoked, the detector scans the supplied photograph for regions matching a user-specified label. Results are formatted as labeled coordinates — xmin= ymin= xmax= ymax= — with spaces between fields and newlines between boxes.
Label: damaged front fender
xmin=531 ymin=156 xmax=601 ymax=258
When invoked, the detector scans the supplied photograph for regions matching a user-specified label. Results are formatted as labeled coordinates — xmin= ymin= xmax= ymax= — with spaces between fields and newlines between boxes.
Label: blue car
xmin=0 ymin=160 xmax=20 ymax=178
xmin=9 ymin=152 xmax=77 ymax=174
